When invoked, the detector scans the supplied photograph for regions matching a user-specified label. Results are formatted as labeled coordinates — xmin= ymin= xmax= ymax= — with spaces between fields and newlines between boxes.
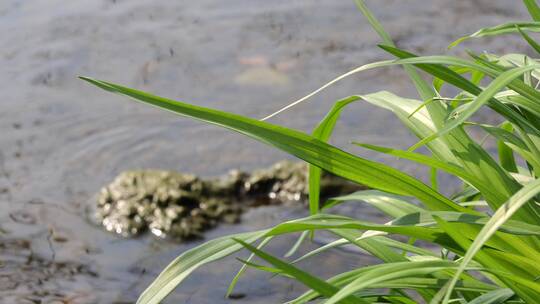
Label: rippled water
xmin=0 ymin=1 xmax=530 ymax=303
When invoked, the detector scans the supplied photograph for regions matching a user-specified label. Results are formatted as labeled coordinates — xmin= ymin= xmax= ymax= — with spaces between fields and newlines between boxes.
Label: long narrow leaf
xmin=80 ymin=77 xmax=469 ymax=213
xmin=408 ymin=65 xmax=540 ymax=151
xmin=233 ymin=238 xmax=365 ymax=304
xmin=444 ymin=178 xmax=540 ymax=303
xmin=524 ymin=0 xmax=540 ymax=21
xmin=310 ymin=96 xmax=359 ymax=215
xmin=449 ymin=21 xmax=540 ymax=49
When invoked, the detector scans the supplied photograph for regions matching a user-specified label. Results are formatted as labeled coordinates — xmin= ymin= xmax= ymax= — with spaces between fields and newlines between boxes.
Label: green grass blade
xmin=323 ymin=190 xmax=425 ymax=218
xmin=473 ymin=122 xmax=540 ymax=175
xmin=353 ymin=0 xmax=435 ymax=101
xmin=226 ymin=236 xmax=273 ymax=297
xmin=443 ymin=178 xmax=540 ymax=303
xmin=518 ymin=25 xmax=540 ymax=54
xmin=498 ymin=122 xmax=519 ymax=173
xmin=233 ymin=238 xmax=366 ymax=304
xmin=449 ymin=21 xmax=540 ymax=49
xmin=408 ymin=65 xmax=540 ymax=151
xmin=467 ymin=288 xmax=514 ymax=304
xmin=324 ymin=260 xmax=459 ymax=304
xmin=291 ymin=277 xmax=495 ymax=304
xmin=284 ymin=231 xmax=308 ymax=258
xmin=352 ymin=142 xmax=508 ymax=209
xmin=381 ymin=48 xmax=540 ymax=121
xmin=391 ymin=211 xmax=540 ymax=237
xmin=135 ymin=230 xmax=267 ymax=304
xmin=80 ymin=77 xmax=469 ymax=213
xmin=524 ymin=0 xmax=540 ymax=21
xmin=309 ymin=96 xmax=359 ymax=215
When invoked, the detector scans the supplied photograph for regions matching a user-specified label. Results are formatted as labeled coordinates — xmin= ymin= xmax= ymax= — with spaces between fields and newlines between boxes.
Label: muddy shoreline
xmin=0 ymin=1 xmax=530 ymax=303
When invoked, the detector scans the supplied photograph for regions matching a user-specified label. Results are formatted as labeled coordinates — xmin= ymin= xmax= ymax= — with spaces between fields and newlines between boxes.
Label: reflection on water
xmin=0 ymin=0 xmax=528 ymax=302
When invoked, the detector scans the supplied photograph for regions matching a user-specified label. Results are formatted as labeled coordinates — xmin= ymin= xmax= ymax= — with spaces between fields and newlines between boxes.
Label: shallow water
xmin=0 ymin=1 xmax=531 ymax=303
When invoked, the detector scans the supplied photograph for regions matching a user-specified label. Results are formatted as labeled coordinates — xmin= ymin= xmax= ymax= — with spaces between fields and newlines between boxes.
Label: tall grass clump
xmin=82 ymin=1 xmax=540 ymax=303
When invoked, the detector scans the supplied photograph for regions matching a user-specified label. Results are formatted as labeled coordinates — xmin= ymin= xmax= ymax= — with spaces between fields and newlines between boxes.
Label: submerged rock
xmin=96 ymin=161 xmax=360 ymax=240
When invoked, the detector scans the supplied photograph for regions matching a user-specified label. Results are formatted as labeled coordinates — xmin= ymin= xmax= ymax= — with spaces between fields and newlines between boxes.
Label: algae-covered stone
xmin=96 ymin=170 xmax=242 ymax=240
xmin=95 ymin=161 xmax=360 ymax=240
xmin=244 ymin=161 xmax=308 ymax=202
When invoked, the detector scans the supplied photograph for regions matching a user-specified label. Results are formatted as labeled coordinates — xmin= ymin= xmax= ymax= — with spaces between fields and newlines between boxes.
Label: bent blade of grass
xmin=261 ymin=0 xmax=436 ymax=122
xmin=473 ymin=123 xmax=540 ymax=171
xmin=323 ymin=189 xmax=424 ymax=218
xmin=353 ymin=0 xmax=435 ymax=102
xmin=382 ymin=47 xmax=540 ymax=132
xmin=133 ymin=211 xmax=453 ymax=304
xmin=390 ymin=211 xmax=540 ymax=237
xmin=449 ymin=21 xmax=540 ymax=49
xmin=309 ymin=96 xmax=360 ymax=216
xmin=135 ymin=230 xmax=268 ymax=304
xmin=291 ymin=277 xmax=495 ymax=304
xmin=467 ymin=288 xmax=514 ymax=304
xmin=235 ymin=258 xmax=285 ymax=276
xmin=352 ymin=141 xmax=530 ymax=213
xmin=333 ymin=229 xmax=408 ymax=263
xmin=359 ymin=91 xmax=460 ymax=165
xmin=260 ymin=61 xmax=390 ymax=121
xmin=226 ymin=236 xmax=273 ymax=297
xmin=80 ymin=77 xmax=470 ymax=214
xmin=517 ymin=25 xmax=540 ymax=55
xmin=233 ymin=238 xmax=366 ymax=304
xmin=443 ymin=178 xmax=540 ymax=304
xmin=284 ymin=231 xmax=309 ymax=258
xmin=408 ymin=64 xmax=540 ymax=152
xmin=264 ymin=49 xmax=540 ymax=128
xmin=324 ymin=260 xmax=460 ymax=304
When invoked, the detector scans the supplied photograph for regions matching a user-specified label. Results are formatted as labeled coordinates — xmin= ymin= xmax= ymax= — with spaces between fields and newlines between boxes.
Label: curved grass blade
xmin=443 ymin=178 xmax=540 ymax=303
xmin=408 ymin=65 xmax=540 ymax=152
xmin=290 ymin=277 xmax=495 ymax=304
xmin=289 ymin=229 xmax=441 ymax=271
xmin=353 ymin=0 xmax=435 ymax=101
xmin=261 ymin=0 xmax=435 ymax=121
xmin=132 ymin=211 xmax=450 ymax=304
xmin=352 ymin=142 xmax=515 ymax=209
xmin=380 ymin=47 xmax=540 ymax=134
xmin=233 ymin=238 xmax=366 ymax=304
xmin=517 ymin=25 xmax=540 ymax=55
xmin=390 ymin=211 xmax=540 ymax=237
xmin=324 ymin=260 xmax=461 ymax=304
xmin=80 ymin=77 xmax=469 ymax=214
xmin=467 ymin=288 xmax=514 ymax=304
xmin=323 ymin=190 xmax=424 ymax=218
xmin=226 ymin=236 xmax=273 ymax=297
xmin=497 ymin=122 xmax=518 ymax=173
xmin=284 ymin=231 xmax=308 ymax=258
xmin=136 ymin=230 xmax=267 ymax=304
xmin=449 ymin=22 xmax=540 ymax=49
xmin=309 ymin=96 xmax=360 ymax=215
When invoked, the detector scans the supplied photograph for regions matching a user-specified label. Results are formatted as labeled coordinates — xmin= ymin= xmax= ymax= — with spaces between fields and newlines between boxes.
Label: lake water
xmin=0 ymin=0 xmax=530 ymax=303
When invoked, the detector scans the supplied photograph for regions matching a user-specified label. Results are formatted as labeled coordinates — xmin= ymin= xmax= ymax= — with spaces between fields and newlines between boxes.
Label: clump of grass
xmin=82 ymin=0 xmax=540 ymax=303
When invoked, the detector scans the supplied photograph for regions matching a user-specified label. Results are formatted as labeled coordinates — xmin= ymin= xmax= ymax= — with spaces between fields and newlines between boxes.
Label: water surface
xmin=0 ymin=1 xmax=529 ymax=302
